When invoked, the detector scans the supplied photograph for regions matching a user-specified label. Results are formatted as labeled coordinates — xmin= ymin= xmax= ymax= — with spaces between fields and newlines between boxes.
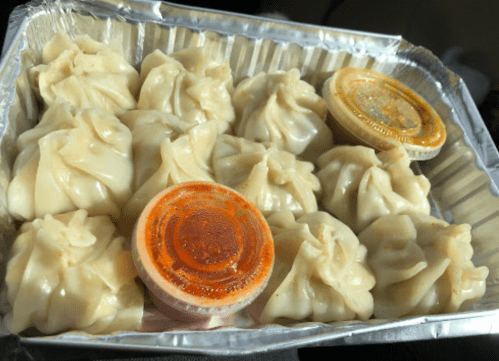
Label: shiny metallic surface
xmin=1 ymin=0 xmax=499 ymax=355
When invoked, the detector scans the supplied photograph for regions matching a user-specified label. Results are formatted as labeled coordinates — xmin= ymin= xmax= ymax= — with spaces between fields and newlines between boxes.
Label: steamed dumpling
xmin=123 ymin=120 xmax=219 ymax=222
xmin=165 ymin=46 xmax=234 ymax=94
xmin=29 ymin=30 xmax=139 ymax=115
xmin=4 ymin=209 xmax=144 ymax=334
xmin=212 ymin=134 xmax=321 ymax=217
xmin=358 ymin=212 xmax=489 ymax=319
xmin=316 ymin=144 xmax=431 ymax=234
xmin=233 ymin=69 xmax=332 ymax=162
xmin=137 ymin=47 xmax=235 ymax=134
xmin=7 ymin=102 xmax=134 ymax=221
xmin=256 ymin=211 xmax=375 ymax=323
xmin=119 ymin=109 xmax=194 ymax=191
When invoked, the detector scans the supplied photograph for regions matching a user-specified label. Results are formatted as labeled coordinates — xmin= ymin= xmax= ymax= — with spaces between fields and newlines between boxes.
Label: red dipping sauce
xmin=132 ymin=181 xmax=274 ymax=319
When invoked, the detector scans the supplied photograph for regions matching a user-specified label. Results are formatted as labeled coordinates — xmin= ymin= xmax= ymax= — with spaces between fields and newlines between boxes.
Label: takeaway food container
xmin=0 ymin=0 xmax=499 ymax=355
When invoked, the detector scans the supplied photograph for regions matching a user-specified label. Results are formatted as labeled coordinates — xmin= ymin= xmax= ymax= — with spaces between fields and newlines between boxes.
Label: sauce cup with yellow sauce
xmin=322 ymin=67 xmax=447 ymax=160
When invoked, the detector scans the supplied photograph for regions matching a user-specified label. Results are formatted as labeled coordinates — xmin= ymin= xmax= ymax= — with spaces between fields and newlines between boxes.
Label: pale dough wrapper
xmin=316 ymin=144 xmax=431 ymax=234
xmin=232 ymin=69 xmax=332 ymax=162
xmin=29 ymin=30 xmax=140 ymax=115
xmin=137 ymin=48 xmax=236 ymax=134
xmin=123 ymin=120 xmax=219 ymax=223
xmin=212 ymin=134 xmax=321 ymax=217
xmin=358 ymin=212 xmax=489 ymax=319
xmin=7 ymin=103 xmax=134 ymax=221
xmin=254 ymin=211 xmax=375 ymax=323
xmin=119 ymin=109 xmax=195 ymax=191
xmin=4 ymin=209 xmax=144 ymax=335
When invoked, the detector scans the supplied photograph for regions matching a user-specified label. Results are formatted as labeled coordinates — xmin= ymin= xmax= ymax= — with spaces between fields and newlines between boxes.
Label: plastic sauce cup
xmin=132 ymin=181 xmax=275 ymax=320
xmin=322 ymin=67 xmax=447 ymax=161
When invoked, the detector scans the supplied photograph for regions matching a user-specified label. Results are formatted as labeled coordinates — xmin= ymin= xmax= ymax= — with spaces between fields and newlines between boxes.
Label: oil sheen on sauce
xmin=142 ymin=182 xmax=274 ymax=305
xmin=335 ymin=70 xmax=446 ymax=148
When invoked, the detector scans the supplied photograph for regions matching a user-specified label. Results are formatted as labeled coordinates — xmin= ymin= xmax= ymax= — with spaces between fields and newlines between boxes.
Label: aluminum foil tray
xmin=1 ymin=0 xmax=499 ymax=355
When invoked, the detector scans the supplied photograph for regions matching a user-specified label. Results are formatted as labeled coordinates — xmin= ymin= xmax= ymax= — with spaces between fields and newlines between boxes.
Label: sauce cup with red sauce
xmin=132 ymin=181 xmax=275 ymax=320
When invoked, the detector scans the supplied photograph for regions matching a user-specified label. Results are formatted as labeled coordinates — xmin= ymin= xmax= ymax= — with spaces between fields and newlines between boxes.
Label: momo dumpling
xmin=7 ymin=102 xmax=134 ymax=221
xmin=358 ymin=212 xmax=489 ymax=319
xmin=29 ymin=30 xmax=139 ymax=115
xmin=316 ymin=144 xmax=431 ymax=234
xmin=232 ymin=69 xmax=332 ymax=162
xmin=140 ymin=46 xmax=234 ymax=92
xmin=119 ymin=109 xmax=195 ymax=191
xmin=212 ymin=134 xmax=321 ymax=217
xmin=4 ymin=209 xmax=144 ymax=334
xmin=123 ymin=120 xmax=219 ymax=222
xmin=137 ymin=47 xmax=235 ymax=134
xmin=254 ymin=211 xmax=375 ymax=323
xmin=167 ymin=46 xmax=234 ymax=94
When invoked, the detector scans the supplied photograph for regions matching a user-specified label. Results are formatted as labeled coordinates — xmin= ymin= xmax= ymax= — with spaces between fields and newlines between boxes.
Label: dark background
xmin=1 ymin=1 xmax=499 ymax=360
